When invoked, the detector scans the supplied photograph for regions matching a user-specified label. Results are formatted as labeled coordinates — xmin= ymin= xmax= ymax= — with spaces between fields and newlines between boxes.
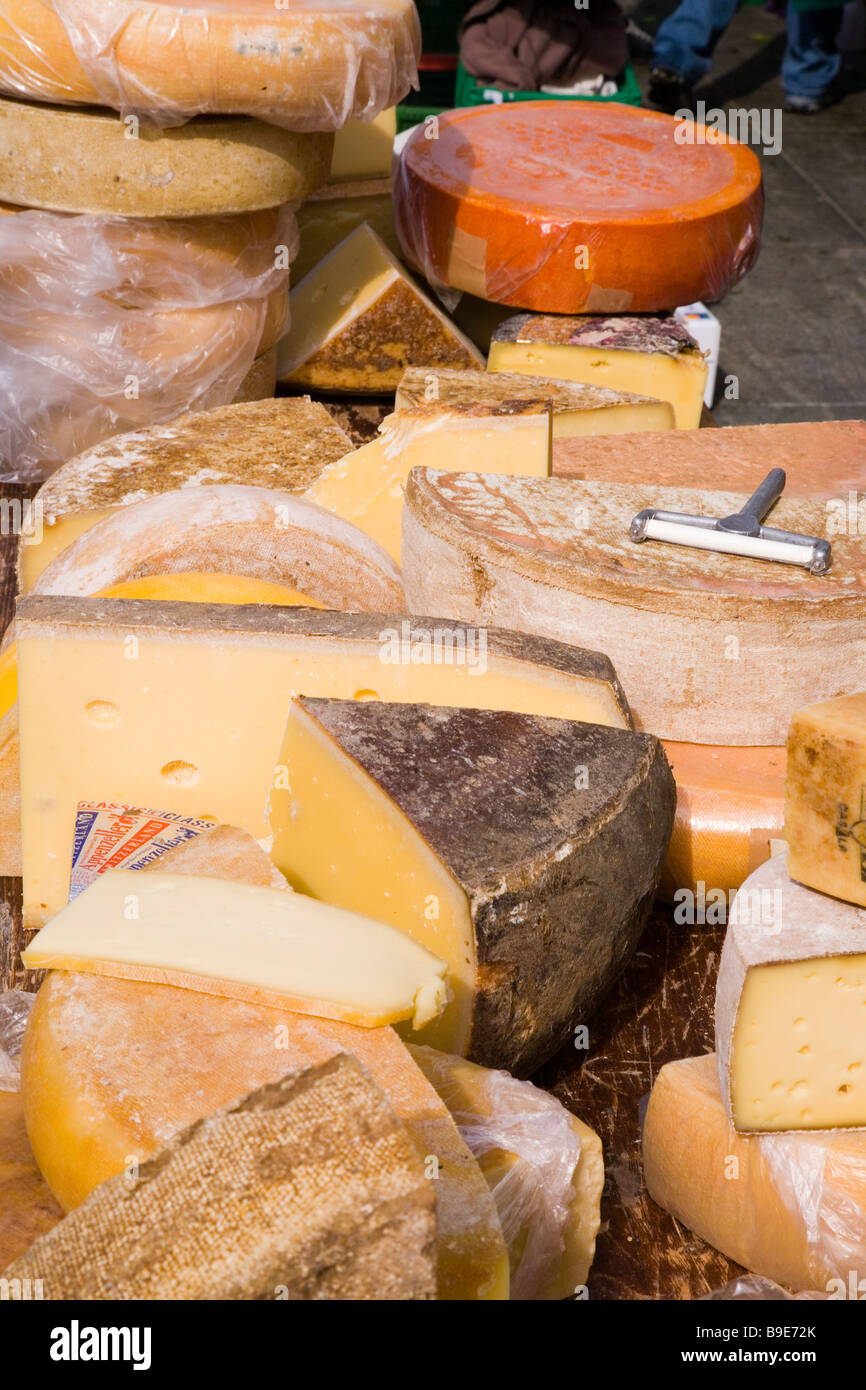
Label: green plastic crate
xmin=454 ymin=58 xmax=642 ymax=108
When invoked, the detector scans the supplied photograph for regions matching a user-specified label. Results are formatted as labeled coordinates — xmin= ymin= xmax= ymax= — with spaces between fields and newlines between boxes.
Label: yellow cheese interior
xmin=487 ymin=340 xmax=707 ymax=430
xmin=330 ymin=109 xmax=396 ymax=181
xmin=272 ymin=703 xmax=476 ymax=1054
xmin=293 ymin=191 xmax=396 ymax=285
xmin=18 ymin=623 xmax=628 ymax=926
xmin=23 ymin=869 xmax=450 ymax=1031
xmin=785 ymin=695 xmax=866 ymax=909
xmin=21 ymin=509 xmax=113 ymax=592
xmin=305 ymin=412 xmax=551 ymax=563
xmin=731 ymin=954 xmax=866 ymax=1130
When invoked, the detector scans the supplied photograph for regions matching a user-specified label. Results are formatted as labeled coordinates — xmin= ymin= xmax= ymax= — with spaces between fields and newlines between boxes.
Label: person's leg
xmin=652 ymin=0 xmax=742 ymax=83
xmin=782 ymin=3 xmax=843 ymax=102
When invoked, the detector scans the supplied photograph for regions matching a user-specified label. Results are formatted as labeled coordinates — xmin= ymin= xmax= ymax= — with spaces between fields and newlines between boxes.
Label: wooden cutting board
xmin=0 ymin=1091 xmax=62 ymax=1269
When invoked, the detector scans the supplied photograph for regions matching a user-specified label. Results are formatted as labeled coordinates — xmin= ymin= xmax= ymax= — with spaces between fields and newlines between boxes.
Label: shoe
xmin=647 ymin=68 xmax=696 ymax=115
xmin=784 ymin=78 xmax=844 ymax=113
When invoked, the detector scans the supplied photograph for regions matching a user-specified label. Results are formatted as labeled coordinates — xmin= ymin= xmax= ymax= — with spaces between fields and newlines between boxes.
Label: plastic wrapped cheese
xmin=0 ymin=0 xmax=420 ymax=130
xmin=0 ymin=204 xmax=297 ymax=481
xmin=0 ymin=990 xmax=34 ymax=1092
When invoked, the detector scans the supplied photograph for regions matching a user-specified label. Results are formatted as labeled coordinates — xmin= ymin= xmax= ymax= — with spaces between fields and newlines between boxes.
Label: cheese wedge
xmin=30 ymin=484 xmax=404 ymax=613
xmin=23 ymin=869 xmax=450 ymax=1030
xmin=278 ymin=224 xmax=483 ymax=392
xmin=293 ymin=179 xmax=396 ymax=284
xmin=18 ymin=397 xmax=355 ymax=592
xmin=0 ymin=94 xmax=332 ymax=216
xmin=306 ymin=405 xmax=551 ymax=564
xmin=395 ymin=366 xmax=674 ymax=438
xmin=331 ymin=110 xmax=396 ymax=182
xmin=16 ymin=597 xmax=632 ymax=926
xmin=715 ymin=853 xmax=866 ymax=1133
xmin=643 ymin=1053 xmax=866 ymax=1293
xmin=409 ymin=1046 xmax=604 ymax=1299
xmin=785 ymin=693 xmax=866 ymax=909
xmin=271 ymin=697 xmax=674 ymax=1072
xmin=402 ymin=470 xmax=866 ymax=746
xmin=488 ymin=314 xmax=708 ymax=429
xmin=8 ymin=1055 xmax=439 ymax=1301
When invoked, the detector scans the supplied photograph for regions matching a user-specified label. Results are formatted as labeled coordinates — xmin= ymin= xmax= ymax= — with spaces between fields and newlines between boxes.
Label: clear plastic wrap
xmin=0 ymin=0 xmax=420 ymax=130
xmin=0 ymin=203 xmax=296 ymax=482
xmin=702 ymin=1276 xmax=827 ymax=1301
xmin=0 ymin=989 xmax=34 ymax=1092
xmin=761 ymin=1130 xmax=866 ymax=1293
xmin=394 ymin=102 xmax=763 ymax=314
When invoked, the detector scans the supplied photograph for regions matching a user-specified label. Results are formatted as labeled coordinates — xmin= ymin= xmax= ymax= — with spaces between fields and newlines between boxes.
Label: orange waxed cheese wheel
xmin=394 ymin=102 xmax=763 ymax=314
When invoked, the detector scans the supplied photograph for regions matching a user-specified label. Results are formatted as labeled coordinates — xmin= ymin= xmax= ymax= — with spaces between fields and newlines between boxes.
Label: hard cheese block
xmin=18 ymin=397 xmax=355 ymax=592
xmin=0 ymin=1091 xmax=62 ymax=1270
xmin=660 ymin=741 xmax=787 ymax=900
xmin=553 ymin=418 xmax=866 ymax=494
xmin=16 ymin=597 xmax=631 ymax=926
xmin=0 ymin=0 xmax=420 ymax=128
xmin=277 ymin=224 xmax=483 ymax=392
xmin=22 ymin=868 xmax=450 ymax=1031
xmin=271 ymin=698 xmax=674 ymax=1073
xmin=786 ymin=693 xmax=866 ymax=908
xmin=409 ymin=1045 xmax=604 ymax=1299
xmin=305 ymin=404 xmax=551 ymax=564
xmin=394 ymin=103 xmax=762 ymax=313
xmin=0 ymin=94 xmax=332 ymax=216
xmin=395 ymin=366 xmax=675 ymax=438
xmin=488 ymin=314 xmax=708 ymax=430
xmin=293 ymin=178 xmax=397 ymax=284
xmin=30 ymin=484 xmax=405 ymax=613
xmin=231 ymin=346 xmax=278 ymax=404
xmin=643 ymin=1053 xmax=866 ymax=1293
xmin=330 ymin=109 xmax=396 ymax=181
xmin=402 ymin=470 xmax=866 ymax=746
xmin=8 ymin=1055 xmax=438 ymax=1301
xmin=715 ymin=853 xmax=866 ymax=1132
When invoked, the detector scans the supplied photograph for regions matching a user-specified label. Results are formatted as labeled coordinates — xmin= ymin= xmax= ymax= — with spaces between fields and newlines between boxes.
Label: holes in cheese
xmin=304 ymin=404 xmax=552 ymax=564
xmin=271 ymin=697 xmax=674 ymax=1073
xmin=489 ymin=313 xmax=708 ymax=430
xmin=21 ymin=869 xmax=451 ymax=1032
xmin=715 ymin=853 xmax=866 ymax=1132
xmin=785 ymin=692 xmax=866 ymax=909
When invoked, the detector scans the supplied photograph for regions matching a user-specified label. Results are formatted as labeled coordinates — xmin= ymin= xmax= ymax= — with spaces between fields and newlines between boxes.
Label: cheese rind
xmin=0 ymin=95 xmax=333 ymax=215
xmin=488 ymin=314 xmax=708 ymax=430
xmin=231 ymin=347 xmax=277 ymax=404
xmin=715 ymin=853 xmax=866 ymax=1132
xmin=305 ymin=405 xmax=551 ymax=564
xmin=278 ymin=224 xmax=483 ymax=392
xmin=16 ymin=596 xmax=632 ymax=926
xmin=402 ymin=469 xmax=866 ymax=746
xmin=8 ymin=1055 xmax=439 ymax=1301
xmin=272 ymin=698 xmax=674 ymax=1073
xmin=395 ymin=366 xmax=674 ymax=437
xmin=18 ymin=397 xmax=354 ymax=592
xmin=785 ymin=693 xmax=866 ymax=908
xmin=643 ymin=1053 xmax=866 ymax=1292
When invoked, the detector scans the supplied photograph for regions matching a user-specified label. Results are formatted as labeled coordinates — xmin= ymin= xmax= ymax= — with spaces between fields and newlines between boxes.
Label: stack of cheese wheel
xmin=0 ymin=0 xmax=421 ymax=478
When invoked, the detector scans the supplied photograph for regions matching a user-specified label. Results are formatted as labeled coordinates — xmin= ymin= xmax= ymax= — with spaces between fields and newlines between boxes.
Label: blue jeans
xmin=653 ymin=0 xmax=843 ymax=98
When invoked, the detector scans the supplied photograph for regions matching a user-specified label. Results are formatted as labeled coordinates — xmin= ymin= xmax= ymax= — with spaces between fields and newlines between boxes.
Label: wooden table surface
xmin=0 ymin=400 xmax=741 ymax=1297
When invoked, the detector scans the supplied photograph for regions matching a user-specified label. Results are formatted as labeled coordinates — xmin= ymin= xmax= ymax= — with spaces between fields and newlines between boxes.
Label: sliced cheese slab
xmin=553 ymin=418 xmax=866 ymax=495
xmin=8 ymin=1055 xmax=438 ymax=1301
xmin=31 ymin=484 xmax=405 ymax=613
xmin=278 ymin=224 xmax=483 ymax=392
xmin=394 ymin=103 xmax=762 ymax=314
xmin=643 ymin=1053 xmax=866 ymax=1293
xmin=785 ymin=693 xmax=866 ymax=908
xmin=715 ymin=853 xmax=866 ymax=1133
xmin=331 ymin=109 xmax=396 ymax=182
xmin=395 ymin=366 xmax=674 ymax=438
xmin=402 ymin=470 xmax=866 ymax=746
xmin=661 ymin=741 xmax=787 ymax=900
xmin=16 ymin=597 xmax=631 ymax=926
xmin=306 ymin=405 xmax=551 ymax=564
xmin=272 ymin=698 xmax=674 ymax=1072
xmin=0 ymin=94 xmax=332 ymax=216
xmin=409 ymin=1046 xmax=604 ymax=1299
xmin=18 ymin=397 xmax=354 ymax=592
xmin=293 ymin=179 xmax=396 ymax=284
xmin=0 ymin=0 xmax=420 ymax=129
xmin=23 ymin=869 xmax=450 ymax=1031
xmin=489 ymin=314 xmax=708 ymax=430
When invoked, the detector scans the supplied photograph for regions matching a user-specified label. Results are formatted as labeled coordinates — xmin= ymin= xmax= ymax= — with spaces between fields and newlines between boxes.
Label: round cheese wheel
xmin=394 ymin=102 xmax=763 ymax=313
xmin=0 ymin=0 xmax=420 ymax=130
xmin=0 ymin=94 xmax=332 ymax=216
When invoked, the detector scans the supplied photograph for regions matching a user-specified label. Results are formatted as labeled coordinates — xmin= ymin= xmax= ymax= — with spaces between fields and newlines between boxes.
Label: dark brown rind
xmin=295 ymin=699 xmax=675 ymax=1074
xmin=491 ymin=312 xmax=702 ymax=358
